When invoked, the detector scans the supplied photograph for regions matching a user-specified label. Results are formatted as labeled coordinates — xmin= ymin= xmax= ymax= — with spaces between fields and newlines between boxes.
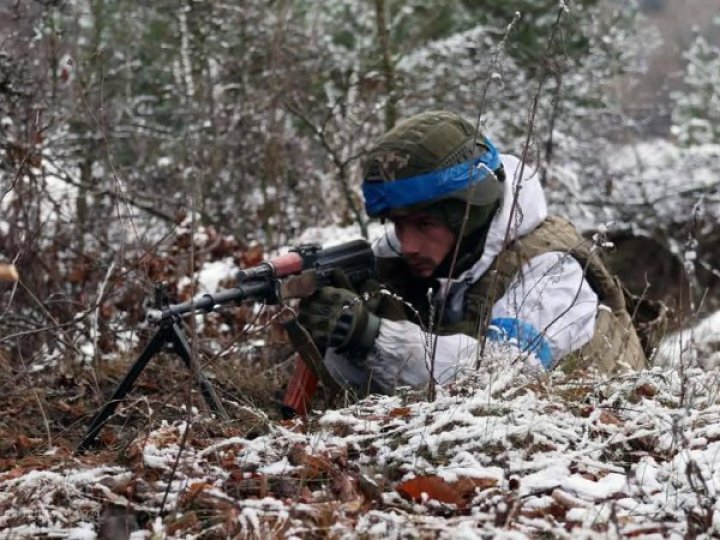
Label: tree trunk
xmin=374 ymin=0 xmax=397 ymax=130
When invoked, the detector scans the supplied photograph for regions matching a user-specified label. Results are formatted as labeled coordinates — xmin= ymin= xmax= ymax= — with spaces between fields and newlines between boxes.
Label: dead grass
xmin=0 ymin=335 xmax=299 ymax=462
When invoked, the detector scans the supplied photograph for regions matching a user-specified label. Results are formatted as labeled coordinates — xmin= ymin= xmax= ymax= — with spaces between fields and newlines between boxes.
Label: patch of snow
xmin=655 ymin=310 xmax=720 ymax=368
xmin=294 ymin=222 xmax=385 ymax=247
xmin=7 ymin=350 xmax=720 ymax=537
xmin=194 ymin=257 xmax=236 ymax=294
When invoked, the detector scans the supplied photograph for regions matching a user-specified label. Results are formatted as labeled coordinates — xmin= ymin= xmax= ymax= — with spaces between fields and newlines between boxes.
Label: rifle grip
xmin=282 ymin=356 xmax=319 ymax=416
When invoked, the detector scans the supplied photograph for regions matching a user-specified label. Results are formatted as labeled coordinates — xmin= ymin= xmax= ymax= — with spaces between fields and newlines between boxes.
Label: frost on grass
xmin=655 ymin=310 xmax=720 ymax=369
xmin=3 ymin=347 xmax=720 ymax=538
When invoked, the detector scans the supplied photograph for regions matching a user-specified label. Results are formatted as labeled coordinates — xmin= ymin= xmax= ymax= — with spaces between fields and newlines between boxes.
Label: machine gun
xmin=77 ymin=239 xmax=376 ymax=452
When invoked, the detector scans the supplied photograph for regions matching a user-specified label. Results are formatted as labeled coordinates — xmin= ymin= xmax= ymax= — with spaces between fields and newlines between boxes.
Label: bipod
xmin=76 ymin=282 xmax=229 ymax=453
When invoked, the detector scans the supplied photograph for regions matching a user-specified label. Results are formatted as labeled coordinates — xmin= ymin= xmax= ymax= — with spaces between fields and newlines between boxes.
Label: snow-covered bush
xmin=671 ymin=33 xmax=720 ymax=145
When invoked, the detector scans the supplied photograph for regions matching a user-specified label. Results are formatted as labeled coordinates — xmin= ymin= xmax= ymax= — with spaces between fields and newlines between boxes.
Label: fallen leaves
xmin=184 ymin=481 xmax=212 ymax=503
xmin=3 ymin=358 xmax=720 ymax=538
xmin=53 ymin=399 xmax=86 ymax=418
xmin=224 ymin=471 xmax=269 ymax=499
xmin=14 ymin=435 xmax=44 ymax=454
xmin=0 ymin=264 xmax=18 ymax=282
xmin=388 ymin=406 xmax=412 ymax=418
xmin=396 ymin=475 xmax=498 ymax=508
xmin=166 ymin=511 xmax=198 ymax=536
xmin=629 ymin=382 xmax=658 ymax=402
xmin=598 ymin=409 xmax=624 ymax=426
xmin=0 ymin=434 xmax=46 ymax=460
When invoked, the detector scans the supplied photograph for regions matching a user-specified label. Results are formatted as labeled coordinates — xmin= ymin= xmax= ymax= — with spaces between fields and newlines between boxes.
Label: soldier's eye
xmin=418 ymin=219 xmax=435 ymax=230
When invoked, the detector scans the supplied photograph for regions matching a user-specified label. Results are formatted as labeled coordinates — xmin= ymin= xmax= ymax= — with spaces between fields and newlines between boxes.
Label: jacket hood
xmin=457 ymin=153 xmax=547 ymax=283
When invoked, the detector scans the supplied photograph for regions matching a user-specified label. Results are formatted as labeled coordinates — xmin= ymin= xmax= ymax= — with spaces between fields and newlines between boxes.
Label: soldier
xmin=297 ymin=111 xmax=646 ymax=396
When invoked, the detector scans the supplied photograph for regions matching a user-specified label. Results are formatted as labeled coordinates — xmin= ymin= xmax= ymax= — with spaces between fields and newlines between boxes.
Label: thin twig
xmin=92 ymin=259 xmax=116 ymax=366
xmin=427 ymin=11 xmax=521 ymax=398
xmin=477 ymin=4 xmax=569 ymax=369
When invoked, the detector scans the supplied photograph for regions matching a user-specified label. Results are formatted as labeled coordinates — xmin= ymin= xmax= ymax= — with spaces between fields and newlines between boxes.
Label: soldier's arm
xmin=323 ymin=251 xmax=597 ymax=394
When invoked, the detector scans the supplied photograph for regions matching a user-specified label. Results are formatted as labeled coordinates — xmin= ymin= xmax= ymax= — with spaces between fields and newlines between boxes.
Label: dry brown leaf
xmin=67 ymin=263 xmax=89 ymax=284
xmin=521 ymin=500 xmax=567 ymax=520
xmin=54 ymin=400 xmax=73 ymax=414
xmin=301 ymin=454 xmax=336 ymax=479
xmin=396 ymin=475 xmax=465 ymax=507
xmin=454 ymin=476 xmax=498 ymax=495
xmin=0 ymin=264 xmax=18 ymax=282
xmin=598 ymin=410 xmax=624 ymax=426
xmin=224 ymin=471 xmax=268 ymax=499
xmin=54 ymin=400 xmax=86 ymax=418
xmin=99 ymin=429 xmax=118 ymax=447
xmin=15 ymin=435 xmax=43 ymax=452
xmin=298 ymin=485 xmax=314 ymax=503
xmin=242 ymin=245 xmax=264 ymax=268
xmin=388 ymin=407 xmax=412 ymax=418
xmin=166 ymin=511 xmax=198 ymax=535
xmin=220 ymin=449 xmax=236 ymax=469
xmin=185 ymin=481 xmax=211 ymax=503
xmin=630 ymin=383 xmax=657 ymax=402
xmin=100 ymin=302 xmax=114 ymax=319
xmin=287 ymin=444 xmax=307 ymax=466
xmin=0 ymin=467 xmax=27 ymax=482
xmin=625 ymin=525 xmax=668 ymax=537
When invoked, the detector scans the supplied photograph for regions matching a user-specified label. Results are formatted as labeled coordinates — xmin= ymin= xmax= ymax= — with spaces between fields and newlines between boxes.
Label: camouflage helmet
xmin=362 ymin=111 xmax=505 ymax=222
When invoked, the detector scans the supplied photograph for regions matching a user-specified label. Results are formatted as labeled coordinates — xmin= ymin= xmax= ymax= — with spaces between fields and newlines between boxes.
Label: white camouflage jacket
xmin=324 ymin=155 xmax=598 ymax=394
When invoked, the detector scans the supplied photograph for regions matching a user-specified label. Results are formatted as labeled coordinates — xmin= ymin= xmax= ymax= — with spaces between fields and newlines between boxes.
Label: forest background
xmin=1 ymin=0 xmax=719 ymax=363
xmin=1 ymin=0 xmax=720 ymax=537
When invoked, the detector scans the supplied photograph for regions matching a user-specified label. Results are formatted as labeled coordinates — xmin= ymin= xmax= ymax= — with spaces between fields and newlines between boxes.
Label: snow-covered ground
xmin=655 ymin=310 xmax=720 ymax=369
xmin=2 ymin=143 xmax=718 ymax=538
xmin=3 ymin=330 xmax=720 ymax=538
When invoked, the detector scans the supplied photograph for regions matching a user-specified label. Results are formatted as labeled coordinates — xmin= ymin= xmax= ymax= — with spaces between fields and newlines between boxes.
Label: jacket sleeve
xmin=322 ymin=318 xmax=479 ymax=394
xmin=323 ymin=251 xmax=598 ymax=393
xmin=487 ymin=250 xmax=598 ymax=369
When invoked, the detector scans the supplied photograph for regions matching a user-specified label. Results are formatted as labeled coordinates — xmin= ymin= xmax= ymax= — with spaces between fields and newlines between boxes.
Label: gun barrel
xmin=146 ymin=239 xmax=374 ymax=324
xmin=146 ymin=280 xmax=275 ymax=323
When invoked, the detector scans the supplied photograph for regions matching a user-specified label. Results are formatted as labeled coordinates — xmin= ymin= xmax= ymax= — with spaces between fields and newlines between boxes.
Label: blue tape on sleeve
xmin=486 ymin=317 xmax=554 ymax=369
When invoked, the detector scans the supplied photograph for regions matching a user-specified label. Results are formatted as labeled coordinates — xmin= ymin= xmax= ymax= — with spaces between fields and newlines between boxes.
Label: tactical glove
xmin=298 ymin=286 xmax=381 ymax=355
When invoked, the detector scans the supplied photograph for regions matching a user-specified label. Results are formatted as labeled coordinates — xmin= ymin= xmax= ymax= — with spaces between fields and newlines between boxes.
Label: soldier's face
xmin=391 ymin=212 xmax=457 ymax=278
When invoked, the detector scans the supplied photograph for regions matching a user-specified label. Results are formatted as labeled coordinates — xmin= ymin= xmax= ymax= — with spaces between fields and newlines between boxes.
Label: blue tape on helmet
xmin=362 ymin=137 xmax=501 ymax=217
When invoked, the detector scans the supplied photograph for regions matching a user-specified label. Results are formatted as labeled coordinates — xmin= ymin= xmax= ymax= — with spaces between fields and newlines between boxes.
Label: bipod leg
xmin=169 ymin=322 xmax=229 ymax=421
xmin=76 ymin=326 xmax=167 ymax=453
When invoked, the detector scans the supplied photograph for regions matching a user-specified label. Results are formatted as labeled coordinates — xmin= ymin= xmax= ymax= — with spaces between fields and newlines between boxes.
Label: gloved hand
xmin=298 ymin=286 xmax=381 ymax=355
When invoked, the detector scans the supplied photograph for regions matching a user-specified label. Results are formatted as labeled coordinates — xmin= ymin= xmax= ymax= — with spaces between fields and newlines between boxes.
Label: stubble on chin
xmin=405 ymin=257 xmax=436 ymax=278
